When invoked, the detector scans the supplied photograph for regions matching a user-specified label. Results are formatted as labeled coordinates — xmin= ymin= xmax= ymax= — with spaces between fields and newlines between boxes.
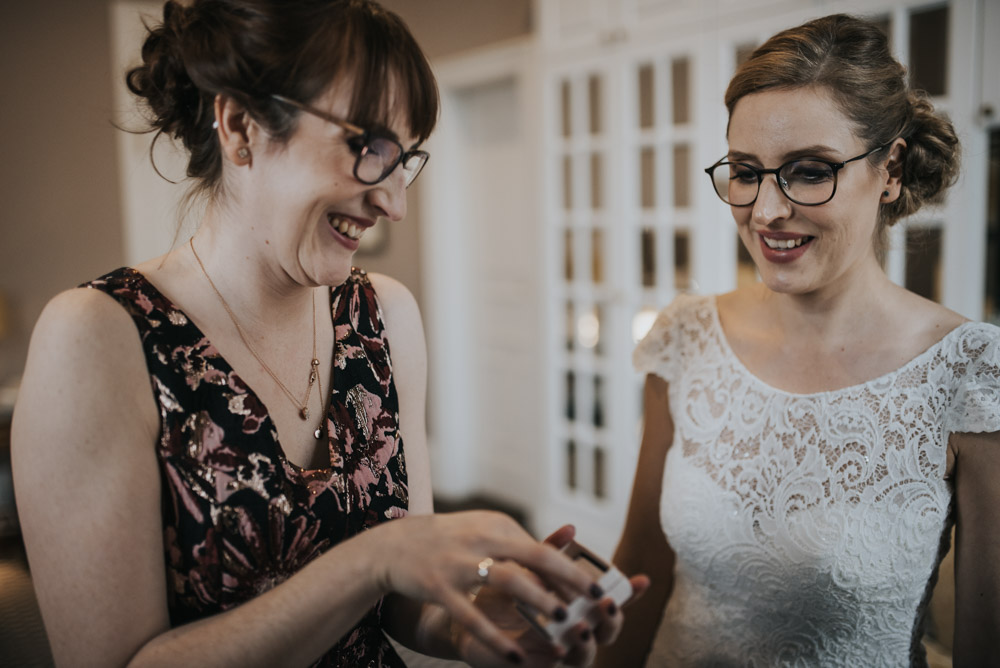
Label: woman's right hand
xmin=453 ymin=524 xmax=650 ymax=668
xmin=374 ymin=511 xmax=605 ymax=664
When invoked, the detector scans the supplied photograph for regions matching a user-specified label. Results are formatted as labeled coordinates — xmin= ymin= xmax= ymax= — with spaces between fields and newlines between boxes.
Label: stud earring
xmin=237 ymin=147 xmax=250 ymax=160
xmin=212 ymin=120 xmax=219 ymax=129
xmin=882 ymin=190 xmax=890 ymax=198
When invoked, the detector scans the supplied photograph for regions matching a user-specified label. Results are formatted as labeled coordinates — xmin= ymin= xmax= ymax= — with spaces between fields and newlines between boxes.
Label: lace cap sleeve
xmin=632 ymin=294 xmax=704 ymax=382
xmin=947 ymin=323 xmax=1000 ymax=435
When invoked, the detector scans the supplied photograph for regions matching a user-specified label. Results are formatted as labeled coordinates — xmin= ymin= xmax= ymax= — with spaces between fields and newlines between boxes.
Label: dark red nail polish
xmin=553 ymin=606 xmax=568 ymax=622
xmin=580 ymin=628 xmax=591 ymax=641
xmin=607 ymin=601 xmax=618 ymax=616
xmin=507 ymin=650 xmax=523 ymax=664
xmin=589 ymin=583 xmax=604 ymax=598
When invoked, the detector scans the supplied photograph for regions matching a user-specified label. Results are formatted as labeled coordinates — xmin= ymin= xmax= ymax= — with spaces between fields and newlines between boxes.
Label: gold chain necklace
xmin=190 ymin=238 xmax=326 ymax=439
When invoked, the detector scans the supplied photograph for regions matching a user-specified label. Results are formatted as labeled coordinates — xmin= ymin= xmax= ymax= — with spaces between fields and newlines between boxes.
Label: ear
xmin=213 ymin=94 xmax=254 ymax=166
xmin=880 ymin=137 xmax=906 ymax=203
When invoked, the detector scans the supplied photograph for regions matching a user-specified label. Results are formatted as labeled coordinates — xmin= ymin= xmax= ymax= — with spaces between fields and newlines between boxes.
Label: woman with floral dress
xmin=11 ymin=2 xmax=644 ymax=666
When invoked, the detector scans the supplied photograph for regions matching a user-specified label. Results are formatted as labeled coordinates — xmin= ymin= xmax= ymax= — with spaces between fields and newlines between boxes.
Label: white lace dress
xmin=633 ymin=294 xmax=1000 ymax=667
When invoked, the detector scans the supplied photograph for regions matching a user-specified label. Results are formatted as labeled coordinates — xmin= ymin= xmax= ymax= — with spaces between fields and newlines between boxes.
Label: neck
xmin=188 ymin=206 xmax=317 ymax=331
xmin=762 ymin=256 xmax=896 ymax=348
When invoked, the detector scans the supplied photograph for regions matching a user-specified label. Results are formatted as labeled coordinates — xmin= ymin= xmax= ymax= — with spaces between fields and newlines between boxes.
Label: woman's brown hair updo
xmin=724 ymin=14 xmax=960 ymax=258
xmin=125 ymin=0 xmax=438 ymax=199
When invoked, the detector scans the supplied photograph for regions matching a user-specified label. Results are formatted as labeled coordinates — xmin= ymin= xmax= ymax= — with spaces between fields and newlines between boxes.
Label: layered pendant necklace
xmin=190 ymin=239 xmax=327 ymax=440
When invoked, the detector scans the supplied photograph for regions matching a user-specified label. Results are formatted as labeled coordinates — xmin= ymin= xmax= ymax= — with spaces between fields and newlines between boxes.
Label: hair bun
xmin=887 ymin=91 xmax=961 ymax=221
xmin=127 ymin=4 xmax=204 ymax=132
xmin=125 ymin=1 xmax=214 ymax=175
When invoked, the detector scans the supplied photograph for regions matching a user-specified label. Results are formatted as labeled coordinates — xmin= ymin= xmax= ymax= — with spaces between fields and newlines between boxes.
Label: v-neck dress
xmin=84 ymin=267 xmax=409 ymax=667
xmin=633 ymin=293 xmax=1000 ymax=667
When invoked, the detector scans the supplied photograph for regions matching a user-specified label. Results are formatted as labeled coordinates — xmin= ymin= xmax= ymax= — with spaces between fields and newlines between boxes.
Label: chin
xmin=757 ymin=270 xmax=814 ymax=295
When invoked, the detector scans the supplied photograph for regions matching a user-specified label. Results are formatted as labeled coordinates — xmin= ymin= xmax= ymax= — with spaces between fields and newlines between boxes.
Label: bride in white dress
xmin=600 ymin=14 xmax=1000 ymax=667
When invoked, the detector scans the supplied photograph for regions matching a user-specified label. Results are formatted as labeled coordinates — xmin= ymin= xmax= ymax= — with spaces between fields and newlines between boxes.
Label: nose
xmin=751 ymin=173 xmax=792 ymax=226
xmin=367 ymin=167 xmax=408 ymax=222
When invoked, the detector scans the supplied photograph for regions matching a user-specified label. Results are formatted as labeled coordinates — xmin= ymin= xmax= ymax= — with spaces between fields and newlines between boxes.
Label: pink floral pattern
xmin=85 ymin=267 xmax=408 ymax=667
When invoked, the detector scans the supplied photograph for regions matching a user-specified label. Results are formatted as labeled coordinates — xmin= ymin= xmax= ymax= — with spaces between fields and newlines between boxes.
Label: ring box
xmin=518 ymin=540 xmax=633 ymax=649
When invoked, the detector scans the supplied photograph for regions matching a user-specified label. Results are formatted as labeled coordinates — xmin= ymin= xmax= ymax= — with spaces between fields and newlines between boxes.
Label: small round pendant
xmin=314 ymin=428 xmax=323 ymax=439
xmin=299 ymin=407 xmax=309 ymax=420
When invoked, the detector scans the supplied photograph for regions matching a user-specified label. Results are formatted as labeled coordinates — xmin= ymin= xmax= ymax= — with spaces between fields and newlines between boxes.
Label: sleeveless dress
xmin=84 ymin=267 xmax=409 ymax=667
xmin=633 ymin=294 xmax=1000 ymax=667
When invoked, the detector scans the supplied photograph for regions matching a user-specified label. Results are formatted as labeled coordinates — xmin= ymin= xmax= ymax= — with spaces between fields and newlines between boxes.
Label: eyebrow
xmin=365 ymin=122 xmax=400 ymax=143
xmin=728 ymin=144 xmax=843 ymax=163
xmin=365 ymin=123 xmax=424 ymax=151
xmin=271 ymin=95 xmax=423 ymax=151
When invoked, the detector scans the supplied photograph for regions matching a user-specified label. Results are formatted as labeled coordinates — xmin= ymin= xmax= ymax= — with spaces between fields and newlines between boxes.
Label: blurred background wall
xmin=0 ymin=0 xmax=126 ymax=383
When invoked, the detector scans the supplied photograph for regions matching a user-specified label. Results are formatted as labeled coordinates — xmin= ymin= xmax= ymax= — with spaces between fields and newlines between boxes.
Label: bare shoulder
xmin=33 ymin=285 xmax=142 ymax=345
xmin=893 ymin=285 xmax=968 ymax=344
xmin=366 ymin=273 xmax=425 ymax=347
xmin=25 ymin=287 xmax=150 ymax=387
xmin=366 ymin=272 xmax=426 ymax=373
xmin=14 ymin=286 xmax=158 ymax=456
xmin=367 ymin=272 xmax=421 ymax=323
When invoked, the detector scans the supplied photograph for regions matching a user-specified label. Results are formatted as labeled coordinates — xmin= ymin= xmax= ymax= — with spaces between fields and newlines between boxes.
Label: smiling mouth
xmin=328 ymin=214 xmax=365 ymax=241
xmin=762 ymin=236 xmax=813 ymax=250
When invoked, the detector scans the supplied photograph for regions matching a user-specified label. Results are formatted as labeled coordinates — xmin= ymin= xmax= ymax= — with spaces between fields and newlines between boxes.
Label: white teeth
xmin=329 ymin=216 xmax=365 ymax=241
xmin=763 ymin=236 xmax=807 ymax=250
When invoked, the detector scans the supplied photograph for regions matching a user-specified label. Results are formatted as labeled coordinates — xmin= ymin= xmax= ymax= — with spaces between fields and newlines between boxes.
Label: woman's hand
xmin=375 ymin=512 xmax=608 ymax=663
xmin=447 ymin=525 xmax=651 ymax=667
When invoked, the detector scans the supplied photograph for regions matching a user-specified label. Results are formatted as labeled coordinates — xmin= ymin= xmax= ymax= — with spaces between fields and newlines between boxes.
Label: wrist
xmin=362 ymin=519 xmax=401 ymax=598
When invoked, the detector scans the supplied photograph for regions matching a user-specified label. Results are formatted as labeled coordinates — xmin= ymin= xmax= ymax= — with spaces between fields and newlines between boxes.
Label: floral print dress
xmin=84 ymin=267 xmax=409 ymax=667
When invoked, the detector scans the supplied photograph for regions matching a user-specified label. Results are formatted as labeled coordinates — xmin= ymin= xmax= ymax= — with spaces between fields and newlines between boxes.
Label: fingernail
xmin=589 ymin=583 xmax=604 ymax=598
xmin=607 ymin=601 xmax=618 ymax=616
xmin=553 ymin=606 xmax=568 ymax=622
xmin=507 ymin=650 xmax=523 ymax=664
xmin=579 ymin=628 xmax=591 ymax=641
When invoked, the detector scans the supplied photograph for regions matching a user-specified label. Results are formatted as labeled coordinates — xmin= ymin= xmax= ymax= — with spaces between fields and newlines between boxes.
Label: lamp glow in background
xmin=632 ymin=307 xmax=658 ymax=343
xmin=577 ymin=310 xmax=600 ymax=349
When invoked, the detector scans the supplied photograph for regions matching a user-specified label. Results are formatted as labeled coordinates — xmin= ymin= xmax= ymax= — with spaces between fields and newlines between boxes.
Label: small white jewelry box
xmin=519 ymin=540 xmax=633 ymax=649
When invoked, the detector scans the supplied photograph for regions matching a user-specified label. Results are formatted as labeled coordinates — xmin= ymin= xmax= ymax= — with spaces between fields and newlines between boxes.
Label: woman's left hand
xmin=455 ymin=525 xmax=649 ymax=667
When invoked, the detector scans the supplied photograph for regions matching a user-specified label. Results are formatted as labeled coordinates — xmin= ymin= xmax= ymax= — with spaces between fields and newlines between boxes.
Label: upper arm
xmin=11 ymin=288 xmax=168 ymax=666
xmin=616 ymin=373 xmax=674 ymax=569
xmin=596 ymin=374 xmax=675 ymax=668
xmin=950 ymin=430 xmax=1000 ymax=664
xmin=368 ymin=273 xmax=431 ymax=514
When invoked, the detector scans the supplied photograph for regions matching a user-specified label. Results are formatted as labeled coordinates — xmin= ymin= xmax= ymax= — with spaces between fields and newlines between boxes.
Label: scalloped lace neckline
xmin=707 ymin=295 xmax=972 ymax=399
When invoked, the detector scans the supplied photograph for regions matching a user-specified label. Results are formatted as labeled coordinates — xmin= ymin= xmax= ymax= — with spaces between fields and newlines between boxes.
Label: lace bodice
xmin=633 ymin=294 xmax=1000 ymax=667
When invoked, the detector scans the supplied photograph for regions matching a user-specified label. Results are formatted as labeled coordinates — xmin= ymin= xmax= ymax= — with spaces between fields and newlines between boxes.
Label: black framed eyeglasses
xmin=271 ymin=94 xmax=429 ymax=188
xmin=704 ymin=142 xmax=893 ymax=207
